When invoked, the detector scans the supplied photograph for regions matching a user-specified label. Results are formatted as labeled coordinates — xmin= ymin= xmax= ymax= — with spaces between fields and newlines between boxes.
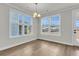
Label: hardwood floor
xmin=0 ymin=39 xmax=79 ymax=56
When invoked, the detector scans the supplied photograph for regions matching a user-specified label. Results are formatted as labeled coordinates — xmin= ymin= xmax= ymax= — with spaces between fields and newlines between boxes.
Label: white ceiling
xmin=9 ymin=3 xmax=78 ymax=16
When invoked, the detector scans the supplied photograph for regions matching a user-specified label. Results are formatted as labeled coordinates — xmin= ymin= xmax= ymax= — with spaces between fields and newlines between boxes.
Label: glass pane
xmin=51 ymin=16 xmax=60 ymax=32
xmin=10 ymin=11 xmax=19 ymax=36
xmin=24 ymin=16 xmax=31 ymax=25
xmin=10 ymin=12 xmax=18 ymax=24
xmin=18 ymin=15 xmax=23 ymax=24
xmin=11 ymin=23 xmax=19 ymax=36
xmin=41 ymin=17 xmax=49 ymax=32
xmin=19 ymin=25 xmax=22 ymax=35
xmin=23 ymin=16 xmax=31 ymax=34
xmin=75 ymin=20 xmax=79 ymax=28
xmin=41 ymin=17 xmax=49 ymax=28
xmin=24 ymin=25 xmax=27 ymax=34
xmin=42 ymin=28 xmax=49 ymax=32
xmin=24 ymin=25 xmax=31 ymax=34
xmin=27 ymin=26 xmax=30 ymax=33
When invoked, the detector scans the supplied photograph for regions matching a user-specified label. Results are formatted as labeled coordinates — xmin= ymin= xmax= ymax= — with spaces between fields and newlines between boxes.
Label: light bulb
xmin=33 ymin=12 xmax=37 ymax=18
xmin=34 ymin=12 xmax=37 ymax=16
xmin=37 ymin=14 xmax=41 ymax=17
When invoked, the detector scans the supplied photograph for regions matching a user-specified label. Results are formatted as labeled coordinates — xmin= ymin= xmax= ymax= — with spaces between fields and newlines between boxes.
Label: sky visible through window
xmin=51 ymin=16 xmax=60 ymax=26
xmin=41 ymin=16 xmax=60 ymax=26
xmin=41 ymin=17 xmax=49 ymax=26
xmin=18 ymin=15 xmax=31 ymax=25
xmin=19 ymin=15 xmax=22 ymax=24
xmin=76 ymin=20 xmax=79 ymax=27
xmin=24 ymin=16 xmax=31 ymax=25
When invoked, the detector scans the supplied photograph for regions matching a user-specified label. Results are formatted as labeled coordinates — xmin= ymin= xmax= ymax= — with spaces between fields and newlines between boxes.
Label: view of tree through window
xmin=18 ymin=15 xmax=23 ymax=35
xmin=24 ymin=16 xmax=31 ymax=34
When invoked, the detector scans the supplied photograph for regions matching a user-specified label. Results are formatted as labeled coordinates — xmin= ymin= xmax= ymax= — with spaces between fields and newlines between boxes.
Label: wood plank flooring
xmin=0 ymin=39 xmax=79 ymax=56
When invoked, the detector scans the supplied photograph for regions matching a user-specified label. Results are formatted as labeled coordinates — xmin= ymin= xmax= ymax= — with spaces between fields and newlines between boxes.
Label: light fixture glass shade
xmin=33 ymin=12 xmax=37 ymax=18
xmin=37 ymin=14 xmax=41 ymax=17
xmin=33 ymin=12 xmax=41 ymax=18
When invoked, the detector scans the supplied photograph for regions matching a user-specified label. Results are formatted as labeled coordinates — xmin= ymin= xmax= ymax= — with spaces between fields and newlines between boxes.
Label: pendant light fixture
xmin=33 ymin=3 xmax=41 ymax=18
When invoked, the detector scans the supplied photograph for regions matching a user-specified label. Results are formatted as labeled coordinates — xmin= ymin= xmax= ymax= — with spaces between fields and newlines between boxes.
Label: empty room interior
xmin=1 ymin=3 xmax=79 ymax=56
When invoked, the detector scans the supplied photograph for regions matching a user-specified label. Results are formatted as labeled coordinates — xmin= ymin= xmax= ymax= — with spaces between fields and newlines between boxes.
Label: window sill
xmin=9 ymin=33 xmax=34 ymax=38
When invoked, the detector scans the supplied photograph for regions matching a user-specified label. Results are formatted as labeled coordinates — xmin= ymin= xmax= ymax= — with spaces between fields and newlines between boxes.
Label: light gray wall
xmin=0 ymin=4 xmax=37 ymax=51
xmin=38 ymin=10 xmax=73 ymax=45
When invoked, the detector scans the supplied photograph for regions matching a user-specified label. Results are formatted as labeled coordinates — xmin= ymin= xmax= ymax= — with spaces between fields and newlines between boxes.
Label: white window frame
xmin=49 ymin=14 xmax=61 ymax=36
xmin=41 ymin=14 xmax=61 ymax=36
xmin=22 ymin=14 xmax=33 ymax=36
xmin=9 ymin=9 xmax=33 ymax=38
xmin=41 ymin=16 xmax=50 ymax=35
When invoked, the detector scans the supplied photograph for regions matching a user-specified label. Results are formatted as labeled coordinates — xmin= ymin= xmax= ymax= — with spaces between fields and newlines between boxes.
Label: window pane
xmin=24 ymin=16 xmax=31 ymax=25
xmin=51 ymin=16 xmax=60 ymax=32
xmin=23 ymin=16 xmax=32 ymax=34
xmin=10 ymin=12 xmax=18 ymax=24
xmin=41 ymin=17 xmax=49 ymax=32
xmin=19 ymin=25 xmax=22 ymax=35
xmin=10 ymin=11 xmax=19 ymax=36
xmin=41 ymin=17 xmax=49 ymax=28
xmin=11 ymin=23 xmax=19 ymax=36
xmin=24 ymin=25 xmax=31 ymax=34
xmin=76 ymin=20 xmax=79 ymax=28
xmin=27 ymin=25 xmax=31 ymax=33
xmin=18 ymin=15 xmax=23 ymax=24
xmin=24 ymin=25 xmax=27 ymax=34
xmin=42 ymin=28 xmax=49 ymax=32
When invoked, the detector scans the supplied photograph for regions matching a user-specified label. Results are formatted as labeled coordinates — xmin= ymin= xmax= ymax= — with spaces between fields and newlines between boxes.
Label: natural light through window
xmin=50 ymin=15 xmax=60 ymax=33
xmin=41 ymin=15 xmax=61 ymax=36
xmin=41 ymin=17 xmax=49 ymax=32
xmin=9 ymin=9 xmax=32 ymax=38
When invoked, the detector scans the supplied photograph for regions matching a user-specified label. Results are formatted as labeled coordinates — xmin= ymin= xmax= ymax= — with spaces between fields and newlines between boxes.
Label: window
xmin=23 ymin=16 xmax=32 ymax=35
xmin=41 ymin=15 xmax=61 ymax=36
xmin=50 ymin=15 xmax=60 ymax=33
xmin=10 ymin=11 xmax=19 ymax=37
xmin=41 ymin=17 xmax=49 ymax=32
xmin=18 ymin=15 xmax=23 ymax=35
xmin=75 ymin=20 xmax=79 ymax=28
xmin=9 ymin=9 xmax=32 ymax=38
